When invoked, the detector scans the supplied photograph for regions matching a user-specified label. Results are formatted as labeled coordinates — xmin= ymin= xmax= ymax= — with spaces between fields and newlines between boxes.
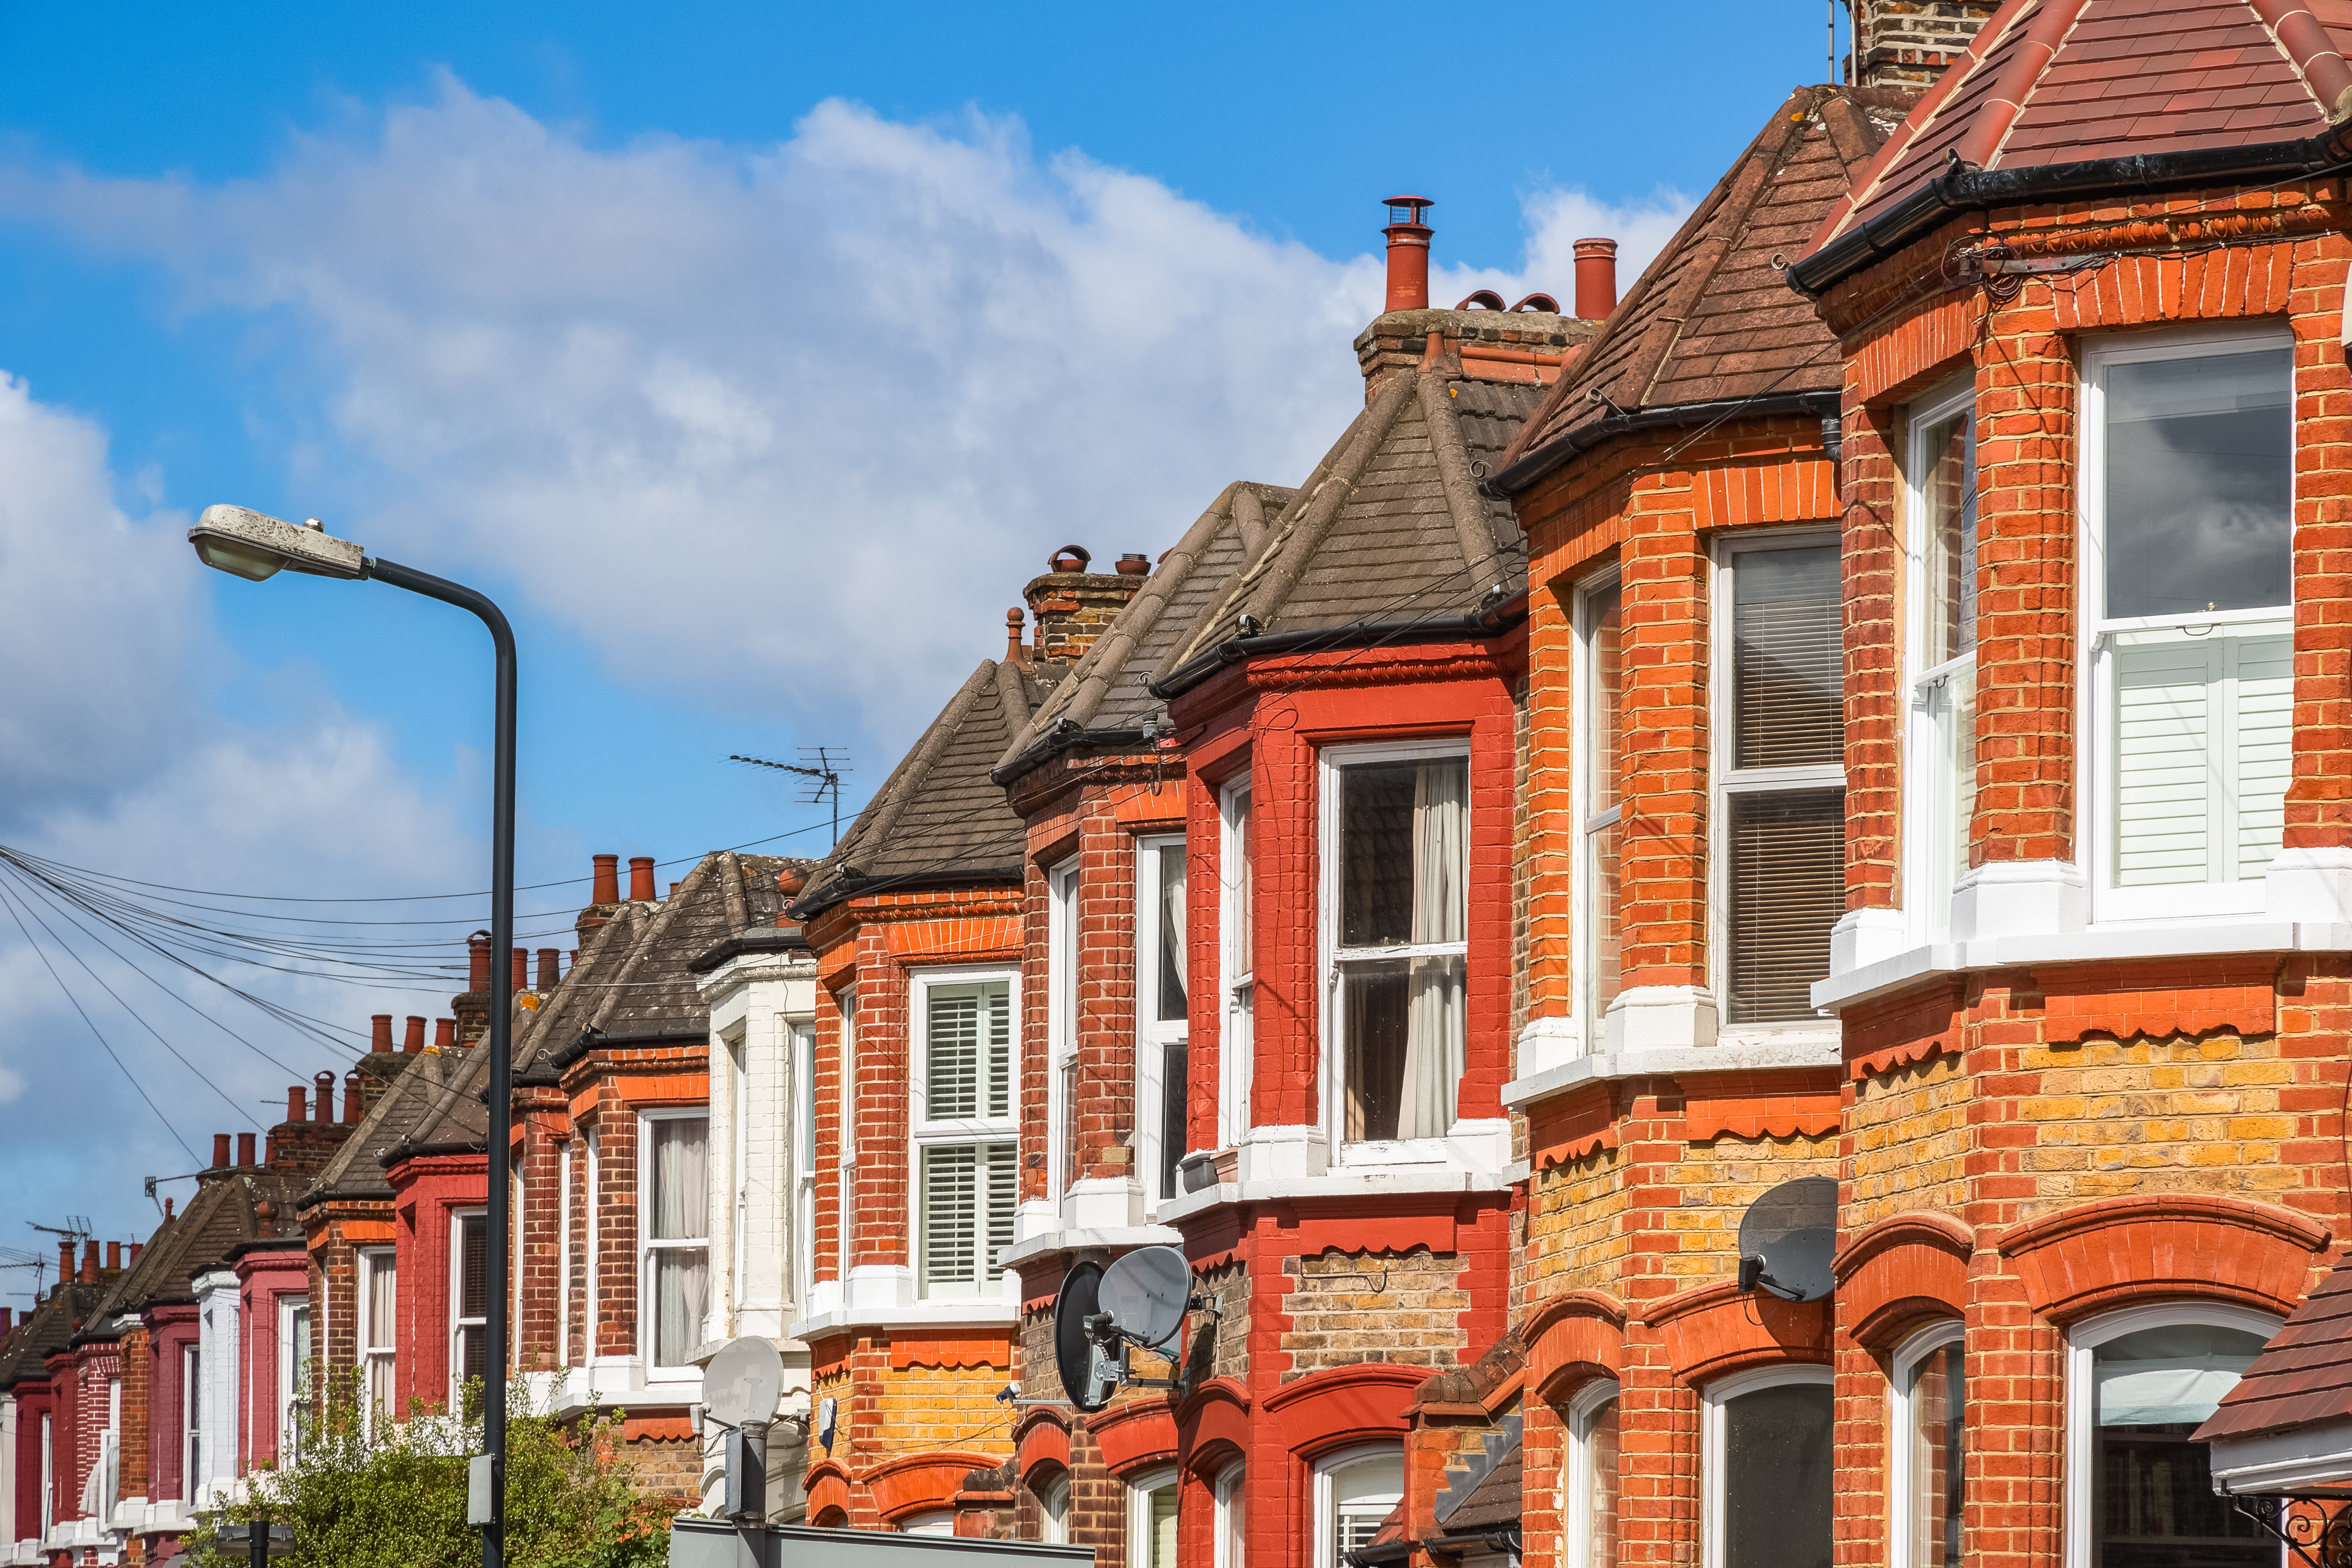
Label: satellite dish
xmin=1053 ymin=1261 xmax=1115 ymax=1413
xmin=1735 ymin=1176 xmax=1837 ymax=1304
xmin=703 ymin=1336 xmax=785 ymax=1428
xmin=1099 ymin=1246 xmax=1191 ymax=1349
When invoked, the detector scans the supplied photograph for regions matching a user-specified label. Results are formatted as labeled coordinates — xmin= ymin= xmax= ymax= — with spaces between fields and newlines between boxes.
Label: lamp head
xmin=188 ymin=505 xmax=367 ymax=582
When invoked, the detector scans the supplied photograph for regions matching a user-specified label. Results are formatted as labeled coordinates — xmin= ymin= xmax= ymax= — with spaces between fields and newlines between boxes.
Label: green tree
xmin=189 ymin=1372 xmax=673 ymax=1568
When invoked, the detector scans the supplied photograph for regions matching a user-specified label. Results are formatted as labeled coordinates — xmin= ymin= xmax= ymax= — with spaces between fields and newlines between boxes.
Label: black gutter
xmin=786 ymin=862 xmax=1028 ymax=925
xmin=689 ymin=925 xmax=814 ymax=975
xmin=1789 ymin=132 xmax=2352 ymax=298
xmin=1145 ymin=607 xmax=1528 ymax=703
xmin=1479 ymin=390 xmax=1841 ymax=502
xmin=990 ymin=726 xmax=1148 ymax=788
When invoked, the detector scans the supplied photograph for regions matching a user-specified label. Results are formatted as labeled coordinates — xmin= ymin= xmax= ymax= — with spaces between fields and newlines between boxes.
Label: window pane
xmin=1726 ymin=790 xmax=1845 ymax=1023
xmin=1232 ymin=792 xmax=1253 ymax=977
xmin=2092 ymin=1325 xmax=2267 ymax=1568
xmin=365 ymin=1255 xmax=396 ymax=1351
xmin=1041 ymin=1476 xmax=1070 ymax=1544
xmin=1341 ymin=760 xmax=1467 ymax=948
xmin=1733 ymin=546 xmax=1842 ymax=769
xmin=1723 ymin=1381 xmax=1831 ymax=1568
xmin=1158 ymin=844 xmax=1188 ymax=1020
xmin=920 ymin=1140 xmax=1016 ymax=1295
xmin=1149 ymin=1483 xmax=1179 ymax=1568
xmin=1924 ymin=412 xmax=1976 ymax=667
xmin=926 ymin=982 xmax=1011 ymax=1121
xmin=2113 ymin=634 xmax=2291 ymax=887
xmin=1909 ymin=1344 xmax=1963 ymax=1568
xmin=1586 ymin=1400 xmax=1620 ymax=1568
xmin=1589 ymin=583 xmax=1623 ymax=816
xmin=2105 ymin=349 xmax=2291 ymax=619
xmin=651 ymin=1117 xmax=710 ymax=1240
xmin=654 ymin=1247 xmax=710 ymax=1366
xmin=459 ymin=1215 xmax=487 ymax=1320
xmin=1160 ymin=1041 xmax=1188 ymax=1202
xmin=1591 ymin=820 xmax=1622 ymax=1022
xmin=1330 ymin=1453 xmax=1404 ymax=1566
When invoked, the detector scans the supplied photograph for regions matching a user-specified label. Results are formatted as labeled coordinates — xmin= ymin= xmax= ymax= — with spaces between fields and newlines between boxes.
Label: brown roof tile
xmin=2196 ymin=1250 xmax=2352 ymax=1442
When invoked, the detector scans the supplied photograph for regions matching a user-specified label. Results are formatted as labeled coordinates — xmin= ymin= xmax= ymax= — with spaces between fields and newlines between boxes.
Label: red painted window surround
xmin=144 ymin=1305 xmax=197 ymax=1508
xmin=234 ymin=1250 xmax=308 ymax=1473
xmin=387 ymin=1155 xmax=489 ymax=1418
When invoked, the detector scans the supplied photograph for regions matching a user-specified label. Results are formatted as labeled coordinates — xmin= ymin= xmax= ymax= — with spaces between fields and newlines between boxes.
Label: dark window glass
xmin=1341 ymin=763 xmax=1419 ymax=946
xmin=1732 ymin=546 xmax=1842 ymax=769
xmin=2104 ymin=349 xmax=2291 ymax=619
xmin=1726 ymin=790 xmax=1845 ymax=1023
xmin=2092 ymin=1324 xmax=2269 ymax=1568
xmin=1723 ymin=1381 xmax=1832 ymax=1568
xmin=1158 ymin=843 xmax=1188 ymax=1021
xmin=1342 ymin=961 xmax=1409 ymax=1140
xmin=1160 ymin=1041 xmax=1187 ymax=1203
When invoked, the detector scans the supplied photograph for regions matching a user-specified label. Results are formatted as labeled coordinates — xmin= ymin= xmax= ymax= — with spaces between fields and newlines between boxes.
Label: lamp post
xmin=190 ymin=504 xmax=516 ymax=1568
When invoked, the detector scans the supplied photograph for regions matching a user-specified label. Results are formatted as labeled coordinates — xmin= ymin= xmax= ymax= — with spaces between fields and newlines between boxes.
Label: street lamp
xmin=189 ymin=503 xmax=517 ymax=1568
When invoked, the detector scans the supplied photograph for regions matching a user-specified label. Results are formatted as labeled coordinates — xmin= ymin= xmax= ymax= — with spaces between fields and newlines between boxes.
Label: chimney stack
xmin=435 ymin=1018 xmax=456 ymax=1050
xmin=314 ymin=1072 xmax=336 ymax=1120
xmin=1381 ymin=195 xmax=1435 ymax=313
xmin=404 ymin=1016 xmax=426 ymax=1054
xmin=457 ymin=932 xmax=493 ymax=1044
xmin=1574 ymin=239 xmax=1618 ymax=320
xmin=2 ymin=1309 xmax=12 ymax=1334
xmin=343 ymin=1073 xmax=364 ymax=1124
xmin=1024 ymin=547 xmax=1150 ymax=665
xmin=630 ymin=857 xmax=656 ymax=902
xmin=370 ymin=1014 xmax=394 ymax=1053
xmin=1856 ymin=0 xmax=1999 ymax=88
xmin=237 ymin=1132 xmax=257 ymax=1167
xmin=287 ymin=1085 xmax=306 ymax=1123
xmin=80 ymin=1242 xmax=97 ymax=1283
xmin=212 ymin=1133 xmax=232 ymax=1169
xmin=538 ymin=949 xmax=560 ymax=991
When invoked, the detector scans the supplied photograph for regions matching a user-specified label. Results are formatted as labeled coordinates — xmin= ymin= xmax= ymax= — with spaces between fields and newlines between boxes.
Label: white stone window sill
xmin=998 ymin=1225 xmax=1183 ymax=1271
xmin=1155 ymin=1165 xmax=1510 ymax=1226
xmin=787 ymin=1300 xmax=1019 ymax=1341
xmin=1501 ymin=1041 xmax=1844 ymax=1112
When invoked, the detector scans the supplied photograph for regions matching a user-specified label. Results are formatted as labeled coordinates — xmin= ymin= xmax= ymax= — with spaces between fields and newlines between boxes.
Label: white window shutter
xmin=2233 ymin=634 xmax=2292 ymax=879
xmin=921 ymin=1145 xmax=977 ymax=1291
xmin=985 ymin=1142 xmax=1017 ymax=1278
xmin=927 ymin=991 xmax=980 ymax=1120
xmin=986 ymin=988 xmax=1011 ymax=1119
xmin=2114 ymin=641 xmax=2217 ymax=886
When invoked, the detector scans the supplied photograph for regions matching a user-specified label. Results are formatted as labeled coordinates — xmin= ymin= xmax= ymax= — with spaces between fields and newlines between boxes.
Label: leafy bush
xmin=189 ymin=1372 xmax=673 ymax=1568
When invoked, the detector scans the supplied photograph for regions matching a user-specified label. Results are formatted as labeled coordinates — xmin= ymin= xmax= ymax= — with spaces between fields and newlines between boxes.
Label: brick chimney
xmin=629 ymin=856 xmax=657 ymax=902
xmin=1855 ymin=0 xmax=1997 ymax=87
xmin=1574 ymin=239 xmax=1618 ymax=319
xmin=1356 ymin=195 xmax=1596 ymax=398
xmin=1022 ymin=546 xmax=1148 ymax=666
xmin=403 ymin=1015 xmax=426 ymax=1054
xmin=314 ymin=1072 xmax=336 ymax=1119
xmin=237 ymin=1132 xmax=257 ymax=1167
xmin=1382 ymin=196 xmax=1434 ymax=312
xmin=579 ymin=853 xmax=623 ymax=942
xmin=455 ymin=930 xmax=493 ymax=1045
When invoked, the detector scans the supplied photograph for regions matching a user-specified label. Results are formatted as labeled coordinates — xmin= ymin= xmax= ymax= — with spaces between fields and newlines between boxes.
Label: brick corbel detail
xmin=1261 ymin=1362 xmax=1424 ymax=1458
xmin=1522 ymin=1289 xmax=1627 ymax=1406
xmin=1087 ymin=1396 xmax=1182 ymax=1478
xmin=1832 ymin=1212 xmax=1975 ymax=1348
xmin=2035 ymin=959 xmax=2278 ymax=1045
xmin=1013 ymin=1406 xmax=1072 ymax=1484
xmin=1997 ymin=1194 xmax=2331 ymax=1323
xmin=1680 ymin=1069 xmax=1841 ymax=1142
xmin=1529 ymin=1083 xmax=1620 ymax=1170
xmin=864 ymin=1452 xmax=1010 ymax=1523
xmin=883 ymin=917 xmax=1021 ymax=964
xmin=1845 ymin=980 xmax=1966 ymax=1080
xmin=1645 ymin=1280 xmax=1833 ymax=1386
xmin=888 ymin=1332 xmax=1011 ymax=1371
xmin=1173 ymin=1376 xmax=1250 ymax=1473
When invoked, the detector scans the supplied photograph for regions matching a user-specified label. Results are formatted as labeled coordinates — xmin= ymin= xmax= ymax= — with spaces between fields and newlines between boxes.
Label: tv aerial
xmin=729 ymin=747 xmax=851 ymax=847
xmin=1735 ymin=1176 xmax=1838 ymax=1303
xmin=1053 ymin=1246 xmax=1211 ymax=1413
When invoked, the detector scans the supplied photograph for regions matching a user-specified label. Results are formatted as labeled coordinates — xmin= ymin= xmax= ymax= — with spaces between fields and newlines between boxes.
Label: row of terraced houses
xmin=21 ymin=0 xmax=2352 ymax=1562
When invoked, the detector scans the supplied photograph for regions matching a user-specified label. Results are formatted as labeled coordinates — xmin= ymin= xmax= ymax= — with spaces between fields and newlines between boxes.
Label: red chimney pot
xmin=1574 ymin=237 xmax=1619 ymax=320
xmin=435 ymin=1018 xmax=456 ymax=1050
xmin=592 ymin=853 xmax=620 ymax=906
xmin=1005 ymin=607 xmax=1026 ymax=665
xmin=80 ymin=1241 xmax=97 ymax=1283
xmin=236 ymin=1132 xmax=257 ymax=1167
xmin=1382 ymin=195 xmax=1435 ymax=314
xmin=106 ymin=1242 xmax=120 ymax=1272
xmin=629 ymin=857 xmax=656 ymax=902
xmin=314 ymin=1071 xmax=336 ymax=1121
xmin=538 ymin=949 xmax=560 ymax=992
xmin=129 ymin=1244 xmax=142 ymax=1266
xmin=343 ymin=1073 xmax=364 ymax=1124
xmin=286 ymin=1085 xmax=306 ymax=1123
xmin=403 ymin=1016 xmax=426 ymax=1054
xmin=212 ymin=1133 xmax=232 ymax=1169
xmin=58 ymin=1239 xmax=72 ymax=1281
xmin=468 ymin=931 xmax=492 ymax=992
xmin=369 ymin=1014 xmax=393 ymax=1053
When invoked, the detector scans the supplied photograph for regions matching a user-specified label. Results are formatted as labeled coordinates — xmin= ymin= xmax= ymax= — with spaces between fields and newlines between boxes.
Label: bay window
xmin=795 ymin=1020 xmax=818 ymax=1310
xmin=1703 ymin=1365 xmax=1832 ymax=1568
xmin=1127 ymin=1465 xmax=1179 ymax=1568
xmin=358 ymin=1247 xmax=395 ymax=1433
xmin=1315 ymin=1446 xmax=1404 ymax=1568
xmin=836 ymin=988 xmax=856 ymax=1281
xmin=1136 ymin=836 xmax=1188 ymax=1208
xmin=914 ymin=972 xmax=1017 ymax=1298
xmin=2084 ymin=332 xmax=2293 ymax=921
xmin=1214 ymin=1463 xmax=1245 ymax=1568
xmin=1908 ymin=386 xmax=1978 ymax=940
xmin=2065 ymin=1304 xmax=2275 ymax=1568
xmin=1569 ymin=1381 xmax=1621 ymax=1568
xmin=643 ymin=1114 xmax=710 ymax=1370
xmin=1323 ymin=743 xmax=1469 ymax=1151
xmin=279 ymin=1297 xmax=310 ymax=1462
xmin=1047 ymin=861 xmax=1078 ymax=1214
xmin=1890 ymin=1324 xmax=1963 ymax=1568
xmin=1579 ymin=573 xmax=1624 ymax=1054
xmin=1716 ymin=538 xmax=1845 ymax=1029
xmin=1219 ymin=779 xmax=1254 ymax=1150
xmin=451 ymin=1210 xmax=487 ymax=1407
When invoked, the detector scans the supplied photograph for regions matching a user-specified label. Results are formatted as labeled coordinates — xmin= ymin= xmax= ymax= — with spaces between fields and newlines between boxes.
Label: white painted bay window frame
xmin=1318 ymin=737 xmax=1472 ymax=1165
xmin=1568 ymin=1378 xmax=1621 ymax=1568
xmin=1709 ymin=529 xmax=1846 ymax=1044
xmin=1888 ymin=1321 xmax=1964 ymax=1568
xmin=1127 ymin=1464 xmax=1180 ymax=1568
xmin=356 ymin=1246 xmax=396 ymax=1436
xmin=836 ymin=987 xmax=857 ymax=1286
xmin=1047 ymin=860 xmax=1079 ymax=1221
xmin=1135 ymin=833 xmax=1189 ymax=1213
xmin=449 ymin=1208 xmax=488 ymax=1409
xmin=1219 ymin=778 xmax=1255 ymax=1151
xmin=1700 ymin=1364 xmax=1834 ymax=1568
xmin=637 ymin=1109 xmax=710 ymax=1380
xmin=1904 ymin=377 xmax=1980 ymax=946
xmin=1575 ymin=568 xmax=1625 ymax=1058
xmin=794 ymin=1019 xmax=818 ymax=1311
xmin=276 ymin=1295 xmax=310 ymax=1463
xmin=2080 ymin=325 xmax=2296 ymax=926
xmin=1313 ymin=1443 xmax=1404 ymax=1568
xmin=910 ymin=966 xmax=1019 ymax=1300
xmin=1213 ymin=1461 xmax=1245 ymax=1568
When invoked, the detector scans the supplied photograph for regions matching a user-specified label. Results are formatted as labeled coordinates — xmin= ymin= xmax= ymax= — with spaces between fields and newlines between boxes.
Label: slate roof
xmin=0 ymin=1280 xmax=109 ymax=1391
xmin=1495 ymin=84 xmax=1912 ymax=483
xmin=93 ymin=1166 xmax=310 ymax=1321
xmin=2195 ymin=1248 xmax=2352 ymax=1443
xmin=793 ymin=658 xmax=1057 ymax=918
xmin=1814 ymin=0 xmax=2352 ymax=252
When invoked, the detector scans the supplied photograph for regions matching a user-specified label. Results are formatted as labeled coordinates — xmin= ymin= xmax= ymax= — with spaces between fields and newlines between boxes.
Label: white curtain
xmin=656 ymin=1250 xmax=710 ymax=1367
xmin=1397 ymin=762 xmax=1467 ymax=1140
xmin=653 ymin=1119 xmax=710 ymax=1239
xmin=1160 ymin=845 xmax=1188 ymax=1017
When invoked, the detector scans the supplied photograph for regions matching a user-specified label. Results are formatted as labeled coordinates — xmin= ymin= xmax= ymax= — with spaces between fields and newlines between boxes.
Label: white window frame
xmin=1904 ymin=376 xmax=1979 ymax=946
xmin=727 ymin=1029 xmax=750 ymax=1317
xmin=1136 ymin=833 xmax=1190 ymax=1213
xmin=449 ymin=1207 xmax=488 ymax=1409
xmin=103 ymin=1375 xmax=120 ymax=1518
xmin=582 ymin=1129 xmax=600 ymax=1364
xmin=1313 ymin=1442 xmax=1404 ymax=1568
xmin=1700 ymin=1364 xmax=1834 ymax=1568
xmin=1709 ymin=529 xmax=1846 ymax=1044
xmin=556 ymin=1139 xmax=573 ymax=1366
xmin=2080 ymin=325 xmax=2297 ymax=925
xmin=1213 ymin=1461 xmax=1245 ymax=1568
xmin=1127 ymin=1463 xmax=1181 ymax=1568
xmin=356 ymin=1246 xmax=395 ymax=1437
xmin=1219 ymin=777 xmax=1255 ymax=1150
xmin=900 ymin=1510 xmax=956 ymax=1536
xmin=2062 ymin=1301 xmax=2282 ymax=1568
xmin=1038 ymin=1469 xmax=1072 ymax=1544
xmin=1575 ymin=568 xmax=1624 ymax=1057
xmin=637 ymin=1108 xmax=711 ymax=1378
xmin=1318 ymin=737 xmax=1473 ymax=1164
xmin=1888 ymin=1321 xmax=1964 ymax=1568
xmin=1047 ymin=859 xmax=1080 ymax=1219
xmin=910 ymin=965 xmax=1020 ymax=1299
xmin=793 ymin=1018 xmax=818 ymax=1311
xmin=39 ymin=1411 xmax=51 ymax=1532
xmin=276 ymin=1295 xmax=310 ymax=1464
xmin=1567 ymin=1379 xmax=1621 ymax=1568
xmin=836 ymin=986 xmax=858 ymax=1284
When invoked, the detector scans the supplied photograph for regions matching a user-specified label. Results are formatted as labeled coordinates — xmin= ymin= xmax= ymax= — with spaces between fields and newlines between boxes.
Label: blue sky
xmin=0 ymin=3 xmax=1837 ymax=1268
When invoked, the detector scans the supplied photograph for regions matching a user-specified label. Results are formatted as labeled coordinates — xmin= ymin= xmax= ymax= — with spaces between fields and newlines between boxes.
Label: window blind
xmin=1726 ymin=790 xmax=1845 ymax=1024
xmin=2113 ymin=634 xmax=2289 ymax=887
xmin=1733 ymin=545 xmax=1842 ymax=769
xmin=926 ymin=983 xmax=1010 ymax=1121
xmin=920 ymin=1140 xmax=1016 ymax=1294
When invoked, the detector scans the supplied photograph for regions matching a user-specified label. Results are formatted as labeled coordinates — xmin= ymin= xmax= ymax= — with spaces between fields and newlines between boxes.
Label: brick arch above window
xmin=1648 ymin=1280 xmax=1831 ymax=1386
xmin=865 ymin=1451 xmax=1014 ymax=1525
xmin=1014 ymin=1407 xmax=1072 ymax=1484
xmin=804 ymin=1460 xmax=853 ymax=1524
xmin=1090 ymin=1397 xmax=1182 ymax=1480
xmin=1998 ymin=1194 xmax=2330 ymax=1324
xmin=1175 ymin=1377 xmax=1250 ymax=1476
xmin=1834 ymin=1211 xmax=1973 ymax=1348
xmin=1262 ymin=1363 xmax=1425 ymax=1461
xmin=1522 ymin=1289 xmax=1626 ymax=1407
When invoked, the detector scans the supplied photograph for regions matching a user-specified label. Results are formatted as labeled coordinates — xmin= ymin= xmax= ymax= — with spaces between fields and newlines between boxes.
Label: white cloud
xmin=2 ymin=79 xmax=1691 ymax=756
xmin=1433 ymin=186 xmax=1696 ymax=312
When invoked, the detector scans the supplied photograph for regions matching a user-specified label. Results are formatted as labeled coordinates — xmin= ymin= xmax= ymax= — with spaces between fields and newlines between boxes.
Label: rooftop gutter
xmin=787 ymin=862 xmax=1029 ymax=926
xmin=1145 ymin=605 xmax=1528 ymax=703
xmin=990 ymin=726 xmax=1149 ymax=789
xmin=1479 ymin=390 xmax=1841 ymax=501
xmin=1788 ymin=132 xmax=2352 ymax=298
xmin=688 ymin=925 xmax=814 ymax=975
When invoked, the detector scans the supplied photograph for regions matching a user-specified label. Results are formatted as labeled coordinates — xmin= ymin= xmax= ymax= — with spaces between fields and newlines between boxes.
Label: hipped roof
xmin=2196 ymin=1248 xmax=2352 ymax=1443
xmin=1812 ymin=0 xmax=2352 ymax=254
xmin=1497 ymin=84 xmax=1912 ymax=480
